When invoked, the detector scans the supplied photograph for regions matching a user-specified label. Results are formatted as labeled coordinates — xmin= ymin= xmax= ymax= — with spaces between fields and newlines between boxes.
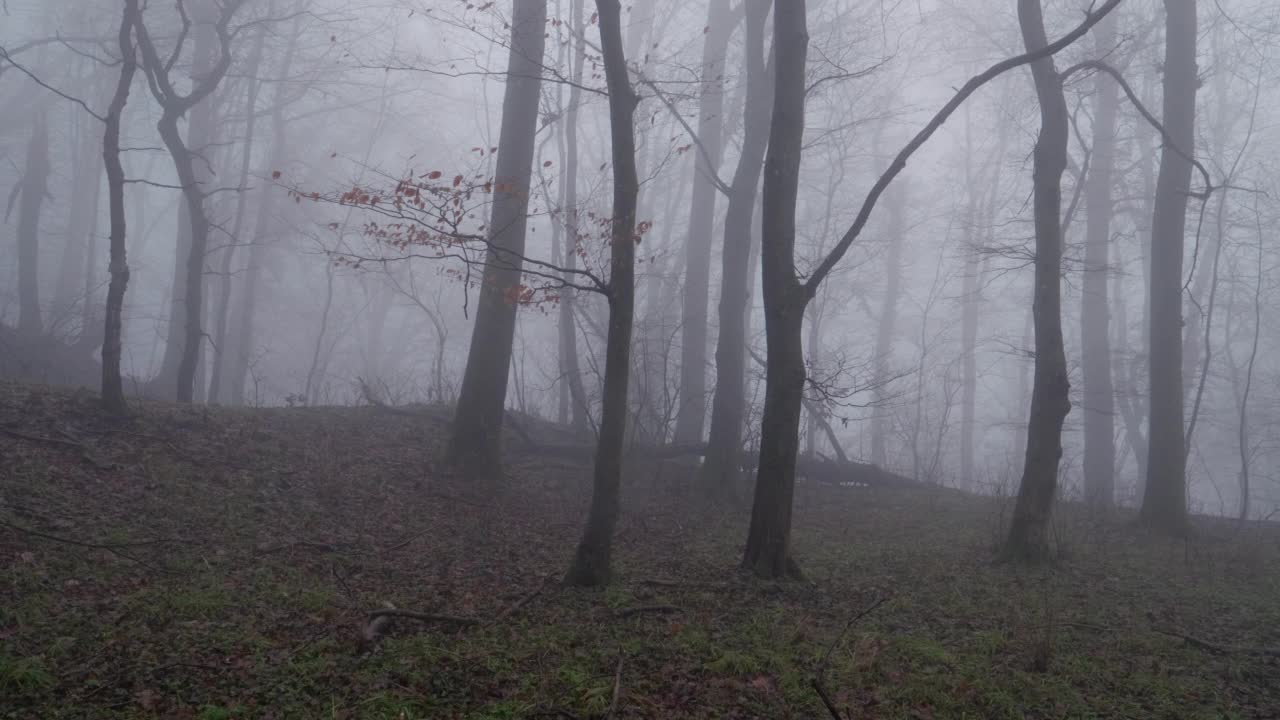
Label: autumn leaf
xmin=428 ymin=170 xmax=443 ymax=180
xmin=271 ymin=170 xmax=282 ymax=180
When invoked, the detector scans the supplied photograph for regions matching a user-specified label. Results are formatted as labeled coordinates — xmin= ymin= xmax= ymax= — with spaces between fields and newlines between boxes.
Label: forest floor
xmin=1 ymin=381 xmax=1278 ymax=720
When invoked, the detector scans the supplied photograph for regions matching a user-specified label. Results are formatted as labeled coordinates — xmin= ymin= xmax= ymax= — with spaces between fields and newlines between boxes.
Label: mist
xmin=2 ymin=0 xmax=1278 ymax=717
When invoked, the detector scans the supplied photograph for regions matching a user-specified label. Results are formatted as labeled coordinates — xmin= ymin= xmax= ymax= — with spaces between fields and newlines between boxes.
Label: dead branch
xmin=1 ymin=426 xmax=115 ymax=470
xmin=0 ymin=518 xmax=167 ymax=571
xmin=813 ymin=595 xmax=889 ymax=720
xmin=1154 ymin=627 xmax=1280 ymax=658
xmin=614 ymin=605 xmax=683 ymax=619
xmin=606 ymin=652 xmax=625 ymax=719
xmin=493 ymin=575 xmax=553 ymax=624
xmin=367 ymin=608 xmax=479 ymax=626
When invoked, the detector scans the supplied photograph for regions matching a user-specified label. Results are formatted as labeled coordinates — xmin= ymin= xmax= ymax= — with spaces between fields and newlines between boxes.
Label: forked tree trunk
xmin=673 ymin=0 xmax=733 ymax=445
xmin=1141 ymin=0 xmax=1196 ymax=534
xmin=101 ymin=0 xmax=140 ymax=414
xmin=1004 ymin=0 xmax=1072 ymax=563
xmin=15 ymin=115 xmax=50 ymax=338
xmin=1080 ymin=11 xmax=1120 ymax=510
xmin=743 ymin=0 xmax=808 ymax=580
xmin=565 ymin=0 xmax=639 ymax=587
xmin=446 ymin=0 xmax=547 ymax=479
xmin=701 ymin=0 xmax=772 ymax=499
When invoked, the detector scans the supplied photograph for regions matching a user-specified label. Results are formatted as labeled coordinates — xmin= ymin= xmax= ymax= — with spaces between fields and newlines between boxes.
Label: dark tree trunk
xmin=701 ymin=0 xmax=773 ymax=499
xmin=565 ymin=0 xmax=639 ymax=588
xmin=743 ymin=0 xmax=808 ymax=580
xmin=1141 ymin=0 xmax=1196 ymax=534
xmin=446 ymin=0 xmax=548 ymax=479
xmin=101 ymin=0 xmax=140 ymax=414
xmin=1004 ymin=0 xmax=1072 ymax=563
xmin=15 ymin=115 xmax=50 ymax=338
xmin=673 ymin=0 xmax=733 ymax=445
xmin=1080 ymin=11 xmax=1120 ymax=511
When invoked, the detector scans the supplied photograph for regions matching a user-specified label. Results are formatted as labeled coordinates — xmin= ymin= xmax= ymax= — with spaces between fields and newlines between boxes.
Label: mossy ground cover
xmin=2 ymin=382 xmax=1277 ymax=718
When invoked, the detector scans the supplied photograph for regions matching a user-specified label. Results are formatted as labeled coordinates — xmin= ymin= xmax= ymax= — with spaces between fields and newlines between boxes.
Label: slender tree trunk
xmin=743 ymin=0 xmax=808 ymax=580
xmin=56 ymin=112 xmax=104 ymax=334
xmin=1004 ymin=0 xmax=1072 ymax=563
xmin=1080 ymin=11 xmax=1120 ymax=510
xmin=1141 ymin=0 xmax=1196 ymax=534
xmin=869 ymin=184 xmax=905 ymax=467
xmin=447 ymin=0 xmax=548 ymax=479
xmin=673 ymin=0 xmax=733 ymax=444
xmin=101 ymin=0 xmax=139 ymax=414
xmin=702 ymin=0 xmax=772 ymax=498
xmin=566 ymin=0 xmax=639 ymax=587
xmin=15 ymin=114 xmax=50 ymax=338
xmin=559 ymin=0 xmax=590 ymax=434
xmin=209 ymin=24 xmax=266 ymax=404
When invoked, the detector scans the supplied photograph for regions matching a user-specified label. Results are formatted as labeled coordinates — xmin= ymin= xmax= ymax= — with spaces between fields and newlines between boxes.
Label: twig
xmin=366 ymin=609 xmax=479 ymax=626
xmin=1154 ymin=627 xmax=1280 ymax=658
xmin=0 ymin=518 xmax=163 ymax=570
xmin=493 ymin=575 xmax=553 ymax=624
xmin=813 ymin=595 xmax=889 ymax=720
xmin=1 ymin=426 xmax=114 ymax=470
xmin=614 ymin=604 xmax=683 ymax=619
xmin=606 ymin=651 xmax=624 ymax=719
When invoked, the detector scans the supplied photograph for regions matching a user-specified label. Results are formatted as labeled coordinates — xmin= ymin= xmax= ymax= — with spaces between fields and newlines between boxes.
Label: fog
xmin=2 ymin=1 xmax=1279 ymax=714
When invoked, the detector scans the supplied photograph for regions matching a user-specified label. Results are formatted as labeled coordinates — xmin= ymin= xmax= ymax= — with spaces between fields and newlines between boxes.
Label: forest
xmin=1 ymin=0 xmax=1278 ymax=717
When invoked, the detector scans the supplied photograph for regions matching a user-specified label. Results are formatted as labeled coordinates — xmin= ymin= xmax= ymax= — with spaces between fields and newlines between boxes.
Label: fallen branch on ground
xmin=1 ymin=426 xmax=115 ymax=470
xmin=813 ymin=595 xmax=889 ymax=720
xmin=493 ymin=575 xmax=553 ymax=624
xmin=1154 ymin=627 xmax=1280 ymax=658
xmin=614 ymin=605 xmax=683 ymax=619
xmin=606 ymin=651 xmax=625 ymax=719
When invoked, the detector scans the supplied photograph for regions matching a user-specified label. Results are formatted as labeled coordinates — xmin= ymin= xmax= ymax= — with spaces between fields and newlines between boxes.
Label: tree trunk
xmin=1004 ymin=0 xmax=1072 ymax=563
xmin=869 ymin=184 xmax=905 ymax=467
xmin=55 ymin=111 xmax=104 ymax=334
xmin=566 ymin=0 xmax=639 ymax=587
xmin=673 ymin=0 xmax=733 ymax=445
xmin=446 ymin=0 xmax=548 ymax=479
xmin=1080 ymin=11 xmax=1120 ymax=511
xmin=101 ymin=0 xmax=139 ymax=414
xmin=15 ymin=114 xmax=50 ymax=338
xmin=209 ymin=23 xmax=266 ymax=404
xmin=701 ymin=0 xmax=773 ymax=499
xmin=1141 ymin=0 xmax=1196 ymax=534
xmin=743 ymin=0 xmax=808 ymax=580
xmin=559 ymin=0 xmax=590 ymax=434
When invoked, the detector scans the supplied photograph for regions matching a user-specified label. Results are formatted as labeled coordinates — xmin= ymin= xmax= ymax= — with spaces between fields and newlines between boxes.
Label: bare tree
xmin=134 ymin=0 xmax=246 ymax=402
xmin=1141 ymin=0 xmax=1196 ymax=534
xmin=12 ymin=113 xmax=50 ymax=338
xmin=101 ymin=0 xmax=141 ymax=415
xmin=565 ymin=0 xmax=640 ymax=587
xmin=701 ymin=0 xmax=772 ymax=499
xmin=673 ymin=0 xmax=734 ymax=445
xmin=446 ymin=0 xmax=548 ymax=479
xmin=1003 ymin=0 xmax=1072 ymax=563
xmin=1079 ymin=10 xmax=1120 ymax=511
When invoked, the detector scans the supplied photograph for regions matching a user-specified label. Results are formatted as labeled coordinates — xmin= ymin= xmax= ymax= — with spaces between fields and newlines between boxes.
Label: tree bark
xmin=565 ymin=0 xmax=639 ymax=587
xmin=702 ymin=0 xmax=773 ymax=499
xmin=446 ymin=0 xmax=548 ymax=479
xmin=673 ymin=0 xmax=733 ymax=445
xmin=743 ymin=0 xmax=808 ymax=580
xmin=15 ymin=114 xmax=50 ymax=338
xmin=1004 ymin=0 xmax=1072 ymax=563
xmin=1141 ymin=0 xmax=1196 ymax=534
xmin=1080 ymin=11 xmax=1120 ymax=511
xmin=101 ymin=0 xmax=140 ymax=414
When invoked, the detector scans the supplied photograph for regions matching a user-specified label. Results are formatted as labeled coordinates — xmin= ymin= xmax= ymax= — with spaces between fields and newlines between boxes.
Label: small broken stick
xmin=361 ymin=603 xmax=479 ymax=650
xmin=614 ymin=605 xmax=683 ymax=619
